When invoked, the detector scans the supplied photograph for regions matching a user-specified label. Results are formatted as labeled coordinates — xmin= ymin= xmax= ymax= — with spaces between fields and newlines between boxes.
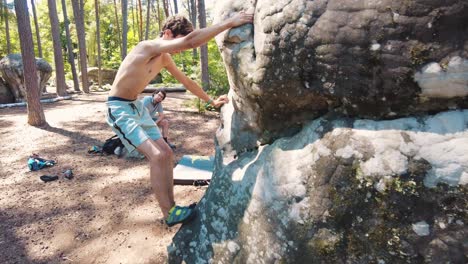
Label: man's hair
xmin=159 ymin=15 xmax=194 ymax=37
xmin=153 ymin=89 xmax=167 ymax=100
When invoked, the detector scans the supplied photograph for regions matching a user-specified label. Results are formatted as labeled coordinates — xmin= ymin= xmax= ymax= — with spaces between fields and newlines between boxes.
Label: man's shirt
xmin=141 ymin=95 xmax=163 ymax=121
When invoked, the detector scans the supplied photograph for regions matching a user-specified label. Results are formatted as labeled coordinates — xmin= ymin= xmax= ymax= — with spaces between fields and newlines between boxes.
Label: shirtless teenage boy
xmin=106 ymin=12 xmax=253 ymax=226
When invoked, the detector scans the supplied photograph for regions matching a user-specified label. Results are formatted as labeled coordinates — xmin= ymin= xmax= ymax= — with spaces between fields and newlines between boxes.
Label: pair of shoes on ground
xmin=165 ymin=203 xmax=197 ymax=227
xmin=40 ymin=169 xmax=74 ymax=182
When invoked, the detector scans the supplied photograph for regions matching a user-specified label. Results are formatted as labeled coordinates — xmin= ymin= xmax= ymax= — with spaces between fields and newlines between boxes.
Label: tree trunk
xmin=162 ymin=0 xmax=169 ymax=18
xmin=121 ymin=0 xmax=128 ymax=59
xmin=197 ymin=0 xmax=209 ymax=91
xmin=137 ymin=0 xmax=143 ymax=41
xmin=113 ymin=0 xmax=122 ymax=58
xmin=155 ymin=0 xmax=162 ymax=30
xmin=61 ymin=0 xmax=80 ymax=92
xmin=14 ymin=0 xmax=46 ymax=126
xmin=131 ymin=0 xmax=136 ymax=39
xmin=30 ymin=0 xmax=42 ymax=58
xmin=47 ymin=0 xmax=67 ymax=96
xmin=72 ymin=0 xmax=89 ymax=93
xmin=145 ymin=0 xmax=151 ymax=40
xmin=95 ymin=0 xmax=102 ymax=88
xmin=167 ymin=0 xmax=172 ymax=16
xmin=3 ymin=0 xmax=11 ymax=54
xmin=172 ymin=0 xmax=178 ymax=14
xmin=189 ymin=0 xmax=197 ymax=59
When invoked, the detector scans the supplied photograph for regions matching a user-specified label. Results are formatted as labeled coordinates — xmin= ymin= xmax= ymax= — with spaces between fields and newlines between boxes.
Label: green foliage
xmin=207 ymin=39 xmax=230 ymax=96
xmin=161 ymin=49 xmax=198 ymax=83
xmin=0 ymin=1 xmax=229 ymax=100
xmin=35 ymin=2 xmax=53 ymax=62
xmin=0 ymin=4 xmax=20 ymax=57
xmin=161 ymin=39 xmax=229 ymax=96
xmin=101 ymin=21 xmax=123 ymax=69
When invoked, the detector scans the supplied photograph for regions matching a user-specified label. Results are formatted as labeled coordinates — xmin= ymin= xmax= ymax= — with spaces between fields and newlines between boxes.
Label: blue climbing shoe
xmin=88 ymin=145 xmax=102 ymax=154
xmin=165 ymin=203 xmax=197 ymax=227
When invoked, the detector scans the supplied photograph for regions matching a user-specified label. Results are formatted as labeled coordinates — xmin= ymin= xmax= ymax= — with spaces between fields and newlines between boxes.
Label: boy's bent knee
xmin=147 ymin=146 xmax=173 ymax=163
xmin=137 ymin=139 xmax=172 ymax=161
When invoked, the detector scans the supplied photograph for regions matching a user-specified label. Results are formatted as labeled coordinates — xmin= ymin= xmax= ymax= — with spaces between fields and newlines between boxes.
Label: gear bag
xmin=102 ymin=135 xmax=124 ymax=155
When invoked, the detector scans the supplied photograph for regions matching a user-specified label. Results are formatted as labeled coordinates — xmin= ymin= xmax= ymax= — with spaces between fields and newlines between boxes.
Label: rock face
xmin=0 ymin=77 xmax=14 ymax=104
xmin=170 ymin=110 xmax=467 ymax=263
xmin=213 ymin=0 xmax=468 ymax=152
xmin=87 ymin=67 xmax=117 ymax=85
xmin=0 ymin=54 xmax=52 ymax=102
xmin=169 ymin=0 xmax=468 ymax=263
xmin=414 ymin=56 xmax=468 ymax=98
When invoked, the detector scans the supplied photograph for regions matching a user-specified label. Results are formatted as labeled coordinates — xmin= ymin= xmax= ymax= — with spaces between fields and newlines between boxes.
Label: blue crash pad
xmin=173 ymin=155 xmax=214 ymax=184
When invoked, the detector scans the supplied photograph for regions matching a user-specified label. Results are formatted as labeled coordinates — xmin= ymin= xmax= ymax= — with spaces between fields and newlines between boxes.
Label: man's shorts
xmin=106 ymin=96 xmax=162 ymax=153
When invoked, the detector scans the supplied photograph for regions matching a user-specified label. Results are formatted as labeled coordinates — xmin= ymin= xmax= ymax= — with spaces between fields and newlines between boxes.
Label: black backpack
xmin=102 ymin=135 xmax=124 ymax=155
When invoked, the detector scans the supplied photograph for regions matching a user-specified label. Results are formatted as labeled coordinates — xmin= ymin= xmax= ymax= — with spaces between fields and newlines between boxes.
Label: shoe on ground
xmin=193 ymin=180 xmax=210 ymax=186
xmin=62 ymin=169 xmax=74 ymax=179
xmin=165 ymin=203 xmax=197 ymax=227
xmin=88 ymin=145 xmax=102 ymax=154
xmin=40 ymin=175 xmax=59 ymax=182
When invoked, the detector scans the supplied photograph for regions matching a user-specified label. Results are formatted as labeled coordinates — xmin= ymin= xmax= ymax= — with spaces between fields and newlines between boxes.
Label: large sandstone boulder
xmin=169 ymin=0 xmax=468 ymax=263
xmin=0 ymin=54 xmax=52 ymax=102
xmin=87 ymin=67 xmax=117 ymax=85
xmin=170 ymin=110 xmax=467 ymax=263
xmin=214 ymin=0 xmax=468 ymax=152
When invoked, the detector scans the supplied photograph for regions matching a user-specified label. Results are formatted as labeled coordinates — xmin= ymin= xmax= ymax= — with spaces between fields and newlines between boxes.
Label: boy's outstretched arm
xmin=153 ymin=12 xmax=253 ymax=55
xmin=185 ymin=11 xmax=253 ymax=48
xmin=164 ymin=54 xmax=229 ymax=108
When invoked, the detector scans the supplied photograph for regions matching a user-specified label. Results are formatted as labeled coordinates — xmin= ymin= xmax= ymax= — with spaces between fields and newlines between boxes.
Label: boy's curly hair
xmin=159 ymin=16 xmax=194 ymax=37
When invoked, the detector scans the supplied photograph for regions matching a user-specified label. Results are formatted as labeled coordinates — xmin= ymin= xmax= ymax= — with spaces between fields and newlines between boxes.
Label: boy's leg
xmin=137 ymin=137 xmax=175 ymax=218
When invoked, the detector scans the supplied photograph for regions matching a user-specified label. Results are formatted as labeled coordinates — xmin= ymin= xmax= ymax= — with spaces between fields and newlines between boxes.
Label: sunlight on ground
xmin=0 ymin=92 xmax=217 ymax=263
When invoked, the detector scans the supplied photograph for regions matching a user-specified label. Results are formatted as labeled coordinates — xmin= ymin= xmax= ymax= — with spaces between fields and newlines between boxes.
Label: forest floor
xmin=0 ymin=90 xmax=220 ymax=263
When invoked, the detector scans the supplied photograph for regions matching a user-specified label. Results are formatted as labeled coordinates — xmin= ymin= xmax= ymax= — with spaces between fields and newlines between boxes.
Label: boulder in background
xmin=0 ymin=54 xmax=52 ymax=102
xmin=87 ymin=67 xmax=117 ymax=85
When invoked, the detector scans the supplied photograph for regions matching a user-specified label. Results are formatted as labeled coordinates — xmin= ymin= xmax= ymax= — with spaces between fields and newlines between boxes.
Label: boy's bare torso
xmin=109 ymin=41 xmax=166 ymax=100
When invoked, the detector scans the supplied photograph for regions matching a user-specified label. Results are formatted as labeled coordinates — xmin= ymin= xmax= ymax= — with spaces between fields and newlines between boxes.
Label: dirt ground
xmin=0 ymin=91 xmax=220 ymax=263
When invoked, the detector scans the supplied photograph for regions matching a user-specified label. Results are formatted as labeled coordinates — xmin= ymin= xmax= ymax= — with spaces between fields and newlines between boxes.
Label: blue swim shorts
xmin=106 ymin=96 xmax=162 ymax=153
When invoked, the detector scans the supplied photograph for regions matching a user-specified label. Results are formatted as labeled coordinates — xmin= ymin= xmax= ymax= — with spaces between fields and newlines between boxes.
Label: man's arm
xmin=156 ymin=111 xmax=165 ymax=125
xmin=163 ymin=54 xmax=228 ymax=108
xmin=145 ymin=12 xmax=253 ymax=55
